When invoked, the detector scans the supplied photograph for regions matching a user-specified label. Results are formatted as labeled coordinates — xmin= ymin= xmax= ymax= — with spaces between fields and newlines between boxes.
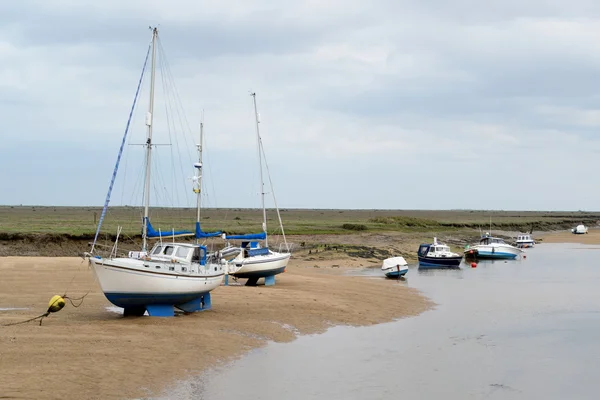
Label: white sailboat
xmin=221 ymin=92 xmax=291 ymax=286
xmin=86 ymin=27 xmax=224 ymax=317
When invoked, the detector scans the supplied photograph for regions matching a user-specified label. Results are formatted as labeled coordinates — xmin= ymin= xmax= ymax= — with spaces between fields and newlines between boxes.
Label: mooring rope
xmin=1 ymin=292 xmax=90 ymax=327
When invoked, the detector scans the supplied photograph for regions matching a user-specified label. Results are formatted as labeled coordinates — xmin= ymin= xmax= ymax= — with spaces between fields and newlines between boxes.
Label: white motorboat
xmin=515 ymin=233 xmax=535 ymax=248
xmin=464 ymin=233 xmax=524 ymax=260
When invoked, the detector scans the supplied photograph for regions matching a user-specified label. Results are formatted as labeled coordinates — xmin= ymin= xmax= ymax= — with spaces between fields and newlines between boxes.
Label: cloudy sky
xmin=2 ymin=0 xmax=600 ymax=210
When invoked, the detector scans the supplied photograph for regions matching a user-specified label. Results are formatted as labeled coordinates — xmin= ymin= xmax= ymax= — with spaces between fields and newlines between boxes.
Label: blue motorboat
xmin=418 ymin=237 xmax=463 ymax=268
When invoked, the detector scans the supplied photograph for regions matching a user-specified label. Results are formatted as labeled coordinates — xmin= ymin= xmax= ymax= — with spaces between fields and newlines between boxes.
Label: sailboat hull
xmin=228 ymin=252 xmax=291 ymax=279
xmin=89 ymin=257 xmax=223 ymax=309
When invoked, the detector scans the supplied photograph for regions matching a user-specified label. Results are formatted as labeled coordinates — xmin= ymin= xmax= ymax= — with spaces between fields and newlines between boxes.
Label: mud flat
xmin=539 ymin=229 xmax=600 ymax=245
xmin=0 ymin=256 xmax=431 ymax=400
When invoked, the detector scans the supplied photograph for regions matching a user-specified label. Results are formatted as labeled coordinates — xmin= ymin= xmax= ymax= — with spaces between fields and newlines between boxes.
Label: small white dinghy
xmin=382 ymin=256 xmax=408 ymax=278
xmin=572 ymin=224 xmax=588 ymax=234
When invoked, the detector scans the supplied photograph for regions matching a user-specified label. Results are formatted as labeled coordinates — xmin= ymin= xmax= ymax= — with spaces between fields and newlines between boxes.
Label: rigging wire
xmin=156 ymin=38 xmax=196 ymax=171
xmin=91 ymin=43 xmax=152 ymax=253
xmin=255 ymin=105 xmax=289 ymax=250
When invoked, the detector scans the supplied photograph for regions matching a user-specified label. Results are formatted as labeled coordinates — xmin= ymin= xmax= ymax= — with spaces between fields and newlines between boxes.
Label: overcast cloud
xmin=2 ymin=0 xmax=600 ymax=210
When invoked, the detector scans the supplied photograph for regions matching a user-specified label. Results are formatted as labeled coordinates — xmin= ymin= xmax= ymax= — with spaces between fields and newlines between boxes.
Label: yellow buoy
xmin=47 ymin=295 xmax=66 ymax=313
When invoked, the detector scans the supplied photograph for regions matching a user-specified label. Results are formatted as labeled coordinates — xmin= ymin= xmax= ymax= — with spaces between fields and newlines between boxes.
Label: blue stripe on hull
xmin=105 ymin=292 xmax=210 ymax=308
xmin=385 ymin=270 xmax=408 ymax=278
xmin=418 ymin=256 xmax=462 ymax=268
xmin=474 ymin=251 xmax=518 ymax=259
xmin=231 ymin=266 xmax=286 ymax=279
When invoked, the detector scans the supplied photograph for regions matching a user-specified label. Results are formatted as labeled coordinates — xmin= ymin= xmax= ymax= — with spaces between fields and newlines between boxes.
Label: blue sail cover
xmin=145 ymin=217 xmax=194 ymax=239
xmin=195 ymin=222 xmax=222 ymax=238
xmin=225 ymin=232 xmax=267 ymax=240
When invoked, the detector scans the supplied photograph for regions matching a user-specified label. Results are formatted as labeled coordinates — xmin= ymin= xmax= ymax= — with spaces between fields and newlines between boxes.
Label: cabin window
xmin=152 ymin=246 xmax=162 ymax=255
xmin=176 ymin=247 xmax=191 ymax=259
xmin=164 ymin=246 xmax=174 ymax=256
xmin=192 ymin=247 xmax=201 ymax=263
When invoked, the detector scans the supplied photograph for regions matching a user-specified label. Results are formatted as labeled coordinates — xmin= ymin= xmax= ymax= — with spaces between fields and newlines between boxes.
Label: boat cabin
xmin=515 ymin=233 xmax=535 ymax=248
xmin=148 ymin=243 xmax=208 ymax=265
xmin=516 ymin=234 xmax=533 ymax=242
xmin=479 ymin=236 xmax=506 ymax=245
xmin=418 ymin=243 xmax=451 ymax=257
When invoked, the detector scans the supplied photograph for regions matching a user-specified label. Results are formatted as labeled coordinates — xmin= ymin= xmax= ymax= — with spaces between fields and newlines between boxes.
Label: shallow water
xmin=159 ymin=243 xmax=600 ymax=399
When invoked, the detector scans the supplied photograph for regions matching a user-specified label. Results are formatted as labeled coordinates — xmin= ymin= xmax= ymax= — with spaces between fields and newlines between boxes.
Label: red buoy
xmin=471 ymin=262 xmax=477 ymax=268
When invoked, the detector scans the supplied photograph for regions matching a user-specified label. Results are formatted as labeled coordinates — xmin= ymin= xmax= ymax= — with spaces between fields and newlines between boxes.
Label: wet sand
xmin=0 ymin=256 xmax=431 ymax=400
xmin=539 ymin=228 xmax=600 ymax=245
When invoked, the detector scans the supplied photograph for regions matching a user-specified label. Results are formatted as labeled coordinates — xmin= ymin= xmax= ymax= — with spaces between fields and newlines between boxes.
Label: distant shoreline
xmin=1 ymin=207 xmax=598 ymax=259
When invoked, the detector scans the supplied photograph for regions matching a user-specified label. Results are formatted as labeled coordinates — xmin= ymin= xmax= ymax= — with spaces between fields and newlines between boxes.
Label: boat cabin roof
xmin=149 ymin=242 xmax=208 ymax=265
xmin=429 ymin=244 xmax=450 ymax=250
xmin=479 ymin=236 xmax=505 ymax=245
xmin=418 ymin=243 xmax=451 ymax=256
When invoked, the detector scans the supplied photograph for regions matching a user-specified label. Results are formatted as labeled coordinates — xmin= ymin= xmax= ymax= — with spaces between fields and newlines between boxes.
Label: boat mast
xmin=142 ymin=27 xmax=158 ymax=252
xmin=251 ymin=92 xmax=268 ymax=247
xmin=195 ymin=112 xmax=204 ymax=244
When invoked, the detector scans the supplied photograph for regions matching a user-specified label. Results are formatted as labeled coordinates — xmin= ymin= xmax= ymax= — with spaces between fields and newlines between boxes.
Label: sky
xmin=2 ymin=0 xmax=600 ymax=211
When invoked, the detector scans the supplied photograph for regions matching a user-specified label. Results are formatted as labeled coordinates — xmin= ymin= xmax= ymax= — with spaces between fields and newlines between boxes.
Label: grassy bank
xmin=1 ymin=206 xmax=598 ymax=236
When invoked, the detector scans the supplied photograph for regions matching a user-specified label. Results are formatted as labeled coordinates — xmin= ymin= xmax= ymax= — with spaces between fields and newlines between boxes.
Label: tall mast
xmin=251 ymin=92 xmax=268 ymax=247
xmin=194 ymin=112 xmax=204 ymax=243
xmin=142 ymin=27 xmax=158 ymax=252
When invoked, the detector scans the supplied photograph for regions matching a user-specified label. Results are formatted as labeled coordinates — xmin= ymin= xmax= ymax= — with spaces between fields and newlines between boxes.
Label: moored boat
xmin=86 ymin=27 xmax=224 ymax=317
xmin=222 ymin=93 xmax=291 ymax=286
xmin=515 ymin=233 xmax=535 ymax=248
xmin=464 ymin=233 xmax=524 ymax=260
xmin=417 ymin=237 xmax=463 ymax=268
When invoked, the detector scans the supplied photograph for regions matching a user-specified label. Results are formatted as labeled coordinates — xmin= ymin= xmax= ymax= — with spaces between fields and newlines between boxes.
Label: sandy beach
xmin=539 ymin=229 xmax=600 ymax=245
xmin=0 ymin=255 xmax=431 ymax=400
xmin=1 ymin=226 xmax=595 ymax=399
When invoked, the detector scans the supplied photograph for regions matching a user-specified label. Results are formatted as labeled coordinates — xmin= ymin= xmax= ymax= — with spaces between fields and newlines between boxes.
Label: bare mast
xmin=142 ymin=27 xmax=158 ymax=252
xmin=194 ymin=112 xmax=204 ymax=244
xmin=250 ymin=92 xmax=268 ymax=247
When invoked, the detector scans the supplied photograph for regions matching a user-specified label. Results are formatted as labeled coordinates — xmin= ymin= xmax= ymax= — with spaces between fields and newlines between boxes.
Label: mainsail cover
xmin=145 ymin=217 xmax=194 ymax=239
xmin=195 ymin=222 xmax=221 ymax=238
xmin=224 ymin=232 xmax=267 ymax=240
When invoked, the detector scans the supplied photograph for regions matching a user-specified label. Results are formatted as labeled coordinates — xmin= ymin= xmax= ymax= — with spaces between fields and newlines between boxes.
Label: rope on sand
xmin=1 ymin=292 xmax=89 ymax=327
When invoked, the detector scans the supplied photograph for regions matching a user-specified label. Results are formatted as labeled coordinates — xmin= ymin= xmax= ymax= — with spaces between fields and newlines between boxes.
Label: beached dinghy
xmin=220 ymin=93 xmax=291 ymax=286
xmin=571 ymin=224 xmax=588 ymax=234
xmin=417 ymin=237 xmax=463 ymax=268
xmin=382 ymin=256 xmax=408 ymax=278
xmin=86 ymin=28 xmax=224 ymax=317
